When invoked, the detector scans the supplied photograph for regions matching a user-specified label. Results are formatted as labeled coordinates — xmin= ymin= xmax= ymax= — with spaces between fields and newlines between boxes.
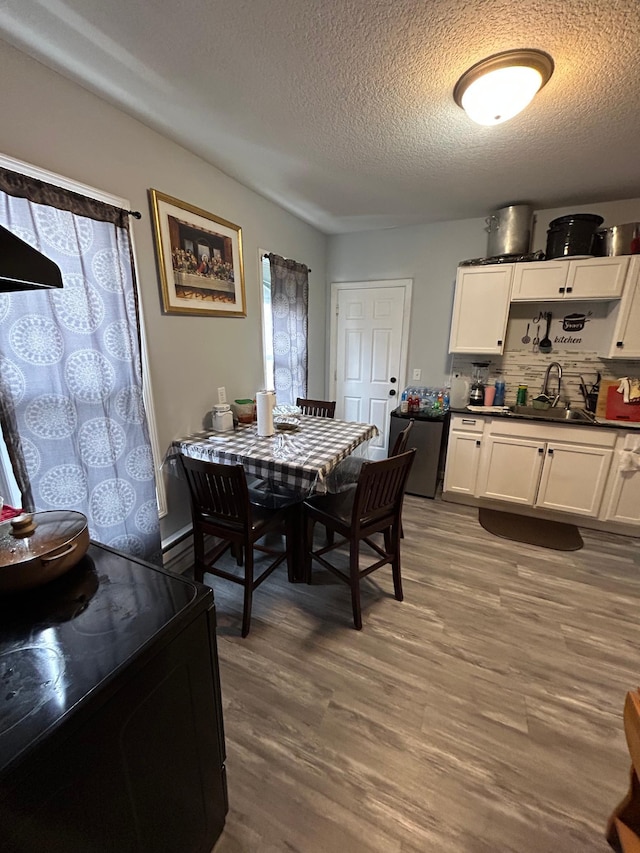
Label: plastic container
xmin=234 ymin=398 xmax=255 ymax=424
xmin=494 ymin=381 xmax=505 ymax=407
xmin=516 ymin=385 xmax=528 ymax=406
xmin=484 ymin=386 xmax=496 ymax=406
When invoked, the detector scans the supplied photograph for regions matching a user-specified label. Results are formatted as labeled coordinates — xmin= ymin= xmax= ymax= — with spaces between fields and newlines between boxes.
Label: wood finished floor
xmin=201 ymin=495 xmax=640 ymax=853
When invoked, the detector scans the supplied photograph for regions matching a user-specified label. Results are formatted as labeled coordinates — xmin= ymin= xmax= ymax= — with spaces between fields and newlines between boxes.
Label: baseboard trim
xmin=162 ymin=524 xmax=193 ymax=574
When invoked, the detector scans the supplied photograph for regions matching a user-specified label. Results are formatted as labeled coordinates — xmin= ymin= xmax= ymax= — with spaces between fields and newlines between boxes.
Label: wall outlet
xmin=412 ymin=368 xmax=421 ymax=381
xmin=217 ymin=386 xmax=226 ymax=404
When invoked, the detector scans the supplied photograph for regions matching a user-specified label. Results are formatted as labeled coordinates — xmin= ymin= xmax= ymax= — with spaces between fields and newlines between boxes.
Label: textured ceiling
xmin=0 ymin=0 xmax=638 ymax=234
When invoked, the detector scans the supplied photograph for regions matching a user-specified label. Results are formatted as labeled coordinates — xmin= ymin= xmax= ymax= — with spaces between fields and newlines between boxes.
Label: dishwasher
xmin=388 ymin=407 xmax=449 ymax=498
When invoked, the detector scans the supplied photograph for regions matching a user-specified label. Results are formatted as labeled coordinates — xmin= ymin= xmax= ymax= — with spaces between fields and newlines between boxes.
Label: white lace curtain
xmin=267 ymin=253 xmax=309 ymax=406
xmin=0 ymin=167 xmax=161 ymax=562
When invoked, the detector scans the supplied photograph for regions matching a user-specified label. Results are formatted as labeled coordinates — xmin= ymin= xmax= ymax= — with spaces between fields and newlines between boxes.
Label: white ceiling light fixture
xmin=454 ymin=49 xmax=554 ymax=126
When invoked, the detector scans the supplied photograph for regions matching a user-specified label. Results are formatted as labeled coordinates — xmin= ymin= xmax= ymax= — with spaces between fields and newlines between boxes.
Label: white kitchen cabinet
xmin=476 ymin=436 xmax=543 ymax=504
xmin=470 ymin=417 xmax=615 ymax=517
xmin=602 ymin=432 xmax=640 ymax=526
xmin=448 ymin=265 xmax=513 ymax=354
xmin=442 ymin=414 xmax=484 ymax=495
xmin=511 ymin=256 xmax=629 ymax=302
xmin=536 ymin=442 xmax=613 ymax=516
xmin=605 ymin=256 xmax=640 ymax=358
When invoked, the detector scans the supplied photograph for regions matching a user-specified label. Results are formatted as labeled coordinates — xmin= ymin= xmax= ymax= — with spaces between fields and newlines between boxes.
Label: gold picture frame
xmin=149 ymin=189 xmax=246 ymax=317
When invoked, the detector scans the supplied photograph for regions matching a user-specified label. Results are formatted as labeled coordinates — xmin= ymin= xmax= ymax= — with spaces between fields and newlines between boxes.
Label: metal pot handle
xmin=485 ymin=215 xmax=499 ymax=233
xmin=41 ymin=542 xmax=78 ymax=564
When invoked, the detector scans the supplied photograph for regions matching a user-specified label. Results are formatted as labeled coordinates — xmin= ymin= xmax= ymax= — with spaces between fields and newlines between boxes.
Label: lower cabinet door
xmin=604 ymin=464 xmax=640 ymax=525
xmin=476 ymin=436 xmax=544 ymax=505
xmin=443 ymin=431 xmax=482 ymax=495
xmin=536 ymin=443 xmax=613 ymax=517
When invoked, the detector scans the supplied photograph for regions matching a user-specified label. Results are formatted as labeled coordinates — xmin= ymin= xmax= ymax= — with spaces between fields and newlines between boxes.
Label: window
xmin=0 ymin=155 xmax=165 ymax=559
xmin=259 ymin=250 xmax=309 ymax=406
xmin=261 ymin=254 xmax=274 ymax=391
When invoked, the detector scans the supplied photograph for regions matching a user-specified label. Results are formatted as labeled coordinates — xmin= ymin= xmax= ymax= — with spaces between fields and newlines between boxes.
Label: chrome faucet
xmin=542 ymin=362 xmax=563 ymax=406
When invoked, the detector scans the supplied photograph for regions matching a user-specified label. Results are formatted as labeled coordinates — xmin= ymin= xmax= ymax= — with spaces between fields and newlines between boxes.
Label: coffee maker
xmin=469 ymin=362 xmax=489 ymax=406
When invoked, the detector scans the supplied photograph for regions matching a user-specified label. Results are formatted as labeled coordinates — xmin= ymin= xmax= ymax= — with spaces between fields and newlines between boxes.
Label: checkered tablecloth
xmin=173 ymin=416 xmax=378 ymax=495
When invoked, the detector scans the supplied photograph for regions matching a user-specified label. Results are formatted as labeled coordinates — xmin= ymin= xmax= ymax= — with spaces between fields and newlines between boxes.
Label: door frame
xmin=328 ymin=278 xmax=413 ymax=409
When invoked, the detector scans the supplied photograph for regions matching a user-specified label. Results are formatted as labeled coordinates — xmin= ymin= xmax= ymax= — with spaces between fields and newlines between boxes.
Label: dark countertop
xmin=0 ymin=541 xmax=207 ymax=777
xmin=450 ymin=406 xmax=640 ymax=431
xmin=391 ymin=407 xmax=449 ymax=422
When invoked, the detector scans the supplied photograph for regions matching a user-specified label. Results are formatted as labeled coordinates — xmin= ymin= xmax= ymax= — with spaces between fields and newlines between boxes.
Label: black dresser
xmin=0 ymin=542 xmax=227 ymax=852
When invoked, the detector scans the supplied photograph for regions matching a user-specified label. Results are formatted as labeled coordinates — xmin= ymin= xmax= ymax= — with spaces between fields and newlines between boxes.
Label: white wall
xmin=0 ymin=42 xmax=327 ymax=542
xmin=328 ymin=200 xmax=640 ymax=389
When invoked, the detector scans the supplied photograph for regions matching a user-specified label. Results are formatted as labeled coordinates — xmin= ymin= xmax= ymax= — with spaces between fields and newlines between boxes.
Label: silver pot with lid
xmin=594 ymin=222 xmax=640 ymax=256
xmin=485 ymin=204 xmax=533 ymax=257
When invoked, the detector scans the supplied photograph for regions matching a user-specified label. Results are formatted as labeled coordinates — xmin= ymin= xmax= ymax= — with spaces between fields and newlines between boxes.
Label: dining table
xmin=172 ymin=415 xmax=379 ymax=581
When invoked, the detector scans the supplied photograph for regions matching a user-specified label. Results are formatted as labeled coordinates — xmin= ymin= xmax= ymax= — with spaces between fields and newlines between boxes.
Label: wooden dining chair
xmin=179 ymin=456 xmax=291 ymax=637
xmin=390 ymin=418 xmax=414 ymax=538
xmin=607 ymin=688 xmax=640 ymax=852
xmin=303 ymin=449 xmax=416 ymax=629
xmin=391 ymin=418 xmax=415 ymax=456
xmin=296 ymin=398 xmax=336 ymax=418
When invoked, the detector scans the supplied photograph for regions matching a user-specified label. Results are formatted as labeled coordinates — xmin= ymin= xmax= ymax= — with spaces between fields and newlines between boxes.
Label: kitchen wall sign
xmin=506 ymin=303 xmax=610 ymax=353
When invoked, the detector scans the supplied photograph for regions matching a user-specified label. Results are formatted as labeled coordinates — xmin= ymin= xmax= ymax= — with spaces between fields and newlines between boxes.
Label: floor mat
xmin=478 ymin=508 xmax=583 ymax=551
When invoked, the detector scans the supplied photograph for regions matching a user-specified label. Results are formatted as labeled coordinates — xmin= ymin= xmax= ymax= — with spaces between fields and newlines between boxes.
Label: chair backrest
xmin=625 ymin=689 xmax=640 ymax=779
xmin=352 ymin=449 xmax=416 ymax=529
xmin=612 ymin=689 xmax=640 ymax=853
xmin=179 ymin=456 xmax=250 ymax=533
xmin=391 ymin=418 xmax=415 ymax=456
xmin=296 ymin=398 xmax=336 ymax=418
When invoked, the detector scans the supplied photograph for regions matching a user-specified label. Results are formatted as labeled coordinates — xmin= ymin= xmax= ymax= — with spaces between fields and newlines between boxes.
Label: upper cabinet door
xmin=448 ymin=265 xmax=513 ymax=354
xmin=566 ymin=256 xmax=629 ymax=299
xmin=511 ymin=261 xmax=568 ymax=301
xmin=511 ymin=256 xmax=629 ymax=302
xmin=606 ymin=256 xmax=640 ymax=358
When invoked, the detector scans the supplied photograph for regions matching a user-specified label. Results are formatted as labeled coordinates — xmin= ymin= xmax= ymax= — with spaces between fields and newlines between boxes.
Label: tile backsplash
xmin=451 ymin=351 xmax=638 ymax=407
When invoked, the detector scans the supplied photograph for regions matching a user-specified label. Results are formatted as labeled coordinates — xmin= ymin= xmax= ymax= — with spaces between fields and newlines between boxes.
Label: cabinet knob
xmin=548 ymin=448 xmax=554 ymax=455
xmin=475 ymin=440 xmax=481 ymax=447
xmin=497 ymin=340 xmax=502 ymax=346
xmin=538 ymin=447 xmax=544 ymax=454
xmin=389 ymin=389 xmax=396 ymax=396
xmin=390 ymin=376 xmax=397 ymax=383
xmin=558 ymin=287 xmax=565 ymax=293
xmin=566 ymin=287 xmax=573 ymax=293
xmin=616 ymin=341 xmax=624 ymax=348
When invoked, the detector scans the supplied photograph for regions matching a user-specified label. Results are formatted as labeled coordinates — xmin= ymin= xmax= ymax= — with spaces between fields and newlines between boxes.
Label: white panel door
xmin=334 ymin=284 xmax=408 ymax=461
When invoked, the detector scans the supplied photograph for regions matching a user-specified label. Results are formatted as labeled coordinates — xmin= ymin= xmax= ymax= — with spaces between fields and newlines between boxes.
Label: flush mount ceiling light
xmin=454 ymin=49 xmax=554 ymax=126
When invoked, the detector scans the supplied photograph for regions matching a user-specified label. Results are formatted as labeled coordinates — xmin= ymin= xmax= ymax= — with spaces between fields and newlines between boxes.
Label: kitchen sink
xmin=507 ymin=405 xmax=594 ymax=423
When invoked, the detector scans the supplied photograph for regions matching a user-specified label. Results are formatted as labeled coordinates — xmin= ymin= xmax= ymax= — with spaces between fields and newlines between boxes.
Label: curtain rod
xmin=128 ymin=210 xmax=142 ymax=219
xmin=263 ymin=253 xmax=311 ymax=272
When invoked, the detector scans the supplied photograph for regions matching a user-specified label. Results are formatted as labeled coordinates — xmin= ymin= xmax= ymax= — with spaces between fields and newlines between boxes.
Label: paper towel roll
xmin=256 ymin=390 xmax=275 ymax=437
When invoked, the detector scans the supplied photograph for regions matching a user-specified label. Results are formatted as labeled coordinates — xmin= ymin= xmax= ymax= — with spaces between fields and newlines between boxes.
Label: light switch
xmin=217 ymin=386 xmax=227 ymax=403
xmin=412 ymin=368 xmax=421 ymax=381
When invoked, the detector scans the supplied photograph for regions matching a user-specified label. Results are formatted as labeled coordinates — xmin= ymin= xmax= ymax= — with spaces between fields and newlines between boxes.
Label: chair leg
xmin=193 ymin=529 xmax=205 ymax=583
xmin=349 ymin=539 xmax=362 ymax=630
xmin=305 ymin=516 xmax=316 ymax=584
xmin=391 ymin=524 xmax=403 ymax=602
xmin=242 ymin=546 xmax=254 ymax=638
